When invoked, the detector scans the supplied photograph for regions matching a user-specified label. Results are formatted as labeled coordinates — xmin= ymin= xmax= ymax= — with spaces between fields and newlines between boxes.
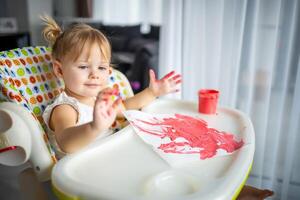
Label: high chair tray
xmin=51 ymin=99 xmax=255 ymax=200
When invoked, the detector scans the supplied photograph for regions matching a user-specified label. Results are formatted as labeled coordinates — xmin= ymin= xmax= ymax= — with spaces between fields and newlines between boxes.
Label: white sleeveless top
xmin=42 ymin=92 xmax=113 ymax=159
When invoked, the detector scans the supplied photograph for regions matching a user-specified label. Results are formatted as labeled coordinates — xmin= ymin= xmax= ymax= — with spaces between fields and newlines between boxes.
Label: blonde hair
xmin=41 ymin=15 xmax=111 ymax=63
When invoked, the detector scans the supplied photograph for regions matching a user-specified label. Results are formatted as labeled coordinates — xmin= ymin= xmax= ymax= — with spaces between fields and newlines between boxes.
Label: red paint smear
xmin=0 ymin=146 xmax=17 ymax=153
xmin=131 ymin=114 xmax=244 ymax=159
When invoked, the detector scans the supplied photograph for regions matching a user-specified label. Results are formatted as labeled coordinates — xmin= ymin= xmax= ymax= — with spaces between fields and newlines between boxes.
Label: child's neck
xmin=64 ymin=89 xmax=95 ymax=107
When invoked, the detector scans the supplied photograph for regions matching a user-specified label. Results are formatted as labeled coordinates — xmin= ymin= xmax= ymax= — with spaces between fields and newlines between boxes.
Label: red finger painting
xmin=124 ymin=111 xmax=244 ymax=162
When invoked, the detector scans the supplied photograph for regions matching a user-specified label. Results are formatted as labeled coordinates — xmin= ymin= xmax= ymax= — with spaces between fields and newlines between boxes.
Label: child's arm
xmin=124 ymin=69 xmax=181 ymax=110
xmin=50 ymin=95 xmax=121 ymax=153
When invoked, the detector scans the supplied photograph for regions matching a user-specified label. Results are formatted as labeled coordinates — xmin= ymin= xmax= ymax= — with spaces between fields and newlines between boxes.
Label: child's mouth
xmin=85 ymin=84 xmax=101 ymax=88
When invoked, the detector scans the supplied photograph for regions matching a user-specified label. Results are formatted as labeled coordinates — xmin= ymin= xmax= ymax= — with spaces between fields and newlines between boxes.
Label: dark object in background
xmin=101 ymin=24 xmax=143 ymax=52
xmin=129 ymin=41 xmax=159 ymax=93
xmin=0 ymin=32 xmax=30 ymax=52
xmin=100 ymin=24 xmax=160 ymax=93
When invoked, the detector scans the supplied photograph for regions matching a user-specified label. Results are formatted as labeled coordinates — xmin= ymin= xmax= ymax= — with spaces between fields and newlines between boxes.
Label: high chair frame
xmin=1 ymin=47 xmax=255 ymax=200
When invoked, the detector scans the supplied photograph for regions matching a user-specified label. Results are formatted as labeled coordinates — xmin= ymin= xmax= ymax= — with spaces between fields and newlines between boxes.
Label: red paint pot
xmin=198 ymin=89 xmax=219 ymax=114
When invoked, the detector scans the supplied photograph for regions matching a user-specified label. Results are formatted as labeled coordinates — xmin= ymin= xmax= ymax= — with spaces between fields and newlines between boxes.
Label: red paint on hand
xmin=162 ymin=71 xmax=175 ymax=80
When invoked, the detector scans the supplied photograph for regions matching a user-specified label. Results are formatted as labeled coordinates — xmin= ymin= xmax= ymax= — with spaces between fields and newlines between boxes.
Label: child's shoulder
xmin=43 ymin=92 xmax=79 ymax=128
xmin=45 ymin=92 xmax=80 ymax=112
xmin=49 ymin=104 xmax=78 ymax=130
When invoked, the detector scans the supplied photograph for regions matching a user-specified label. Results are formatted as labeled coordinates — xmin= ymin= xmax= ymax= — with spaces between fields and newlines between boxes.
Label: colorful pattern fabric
xmin=0 ymin=46 xmax=134 ymax=161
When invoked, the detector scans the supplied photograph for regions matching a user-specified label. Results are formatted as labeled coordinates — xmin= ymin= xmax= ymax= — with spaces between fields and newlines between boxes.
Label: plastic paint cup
xmin=198 ymin=89 xmax=219 ymax=114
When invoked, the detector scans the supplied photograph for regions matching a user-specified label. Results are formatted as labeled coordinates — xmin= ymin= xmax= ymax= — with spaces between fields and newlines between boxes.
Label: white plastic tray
xmin=51 ymin=99 xmax=255 ymax=200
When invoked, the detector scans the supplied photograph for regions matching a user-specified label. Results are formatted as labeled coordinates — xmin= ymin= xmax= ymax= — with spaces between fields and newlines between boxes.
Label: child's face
xmin=60 ymin=43 xmax=110 ymax=98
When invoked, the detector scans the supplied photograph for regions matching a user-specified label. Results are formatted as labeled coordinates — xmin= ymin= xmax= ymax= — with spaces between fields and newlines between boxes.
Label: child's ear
xmin=52 ymin=60 xmax=63 ymax=78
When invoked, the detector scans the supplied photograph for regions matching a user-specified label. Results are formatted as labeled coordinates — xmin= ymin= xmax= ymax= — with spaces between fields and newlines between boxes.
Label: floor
xmin=0 ymin=164 xmax=57 ymax=200
xmin=0 ymin=164 xmax=25 ymax=200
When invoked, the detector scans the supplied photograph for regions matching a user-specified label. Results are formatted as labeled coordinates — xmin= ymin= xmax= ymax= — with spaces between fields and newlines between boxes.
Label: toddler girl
xmin=41 ymin=16 xmax=181 ymax=158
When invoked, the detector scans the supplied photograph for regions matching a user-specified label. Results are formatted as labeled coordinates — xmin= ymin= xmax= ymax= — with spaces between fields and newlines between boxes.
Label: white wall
xmin=27 ymin=0 xmax=53 ymax=46
xmin=93 ymin=0 xmax=162 ymax=26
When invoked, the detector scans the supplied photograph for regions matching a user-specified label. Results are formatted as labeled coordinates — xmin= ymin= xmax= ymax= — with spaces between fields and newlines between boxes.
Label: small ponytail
xmin=40 ymin=15 xmax=111 ymax=63
xmin=41 ymin=15 xmax=62 ymax=46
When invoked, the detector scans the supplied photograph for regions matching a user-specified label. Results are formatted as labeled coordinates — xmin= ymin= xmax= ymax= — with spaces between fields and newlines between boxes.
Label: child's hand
xmin=92 ymin=90 xmax=122 ymax=132
xmin=148 ymin=69 xmax=181 ymax=97
xmin=98 ymin=87 xmax=120 ymax=102
xmin=98 ymin=87 xmax=125 ymax=114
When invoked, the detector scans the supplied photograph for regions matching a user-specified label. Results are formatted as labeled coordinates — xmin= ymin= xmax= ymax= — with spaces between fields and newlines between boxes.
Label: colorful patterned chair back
xmin=0 ymin=46 xmax=134 ymax=163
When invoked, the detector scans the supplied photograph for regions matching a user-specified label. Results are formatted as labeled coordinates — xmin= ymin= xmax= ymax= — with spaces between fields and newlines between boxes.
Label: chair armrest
xmin=0 ymin=103 xmax=31 ymax=165
xmin=0 ymin=102 xmax=53 ymax=181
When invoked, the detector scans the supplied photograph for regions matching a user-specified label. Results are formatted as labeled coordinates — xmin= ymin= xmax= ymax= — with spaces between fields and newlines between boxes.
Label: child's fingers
xmin=112 ymin=98 xmax=122 ymax=107
xmin=175 ymin=79 xmax=182 ymax=84
xmin=161 ymin=70 xmax=175 ymax=80
xmin=98 ymin=87 xmax=119 ymax=97
xmin=162 ymin=72 xmax=182 ymax=87
xmin=167 ymin=74 xmax=181 ymax=85
xmin=107 ymin=106 xmax=114 ymax=117
xmin=171 ymin=74 xmax=181 ymax=81
xmin=165 ymin=78 xmax=181 ymax=93
xmin=149 ymin=69 xmax=157 ymax=83
xmin=95 ymin=97 xmax=112 ymax=112
xmin=98 ymin=88 xmax=120 ymax=107
xmin=97 ymin=93 xmax=115 ymax=107
xmin=169 ymin=77 xmax=181 ymax=84
xmin=101 ymin=104 xmax=116 ymax=118
xmin=100 ymin=87 xmax=113 ymax=95
xmin=111 ymin=88 xmax=119 ymax=95
xmin=95 ymin=99 xmax=105 ymax=107
xmin=112 ymin=98 xmax=125 ymax=112
xmin=101 ymin=110 xmax=109 ymax=118
xmin=167 ymin=77 xmax=181 ymax=87
xmin=96 ymin=97 xmax=109 ymax=107
xmin=94 ymin=101 xmax=108 ymax=117
xmin=98 ymin=93 xmax=109 ymax=99
xmin=100 ymin=94 xmax=112 ymax=102
xmin=104 ymin=88 xmax=119 ymax=96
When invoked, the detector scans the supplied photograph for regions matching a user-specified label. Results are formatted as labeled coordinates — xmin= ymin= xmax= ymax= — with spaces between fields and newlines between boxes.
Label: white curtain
xmin=159 ymin=0 xmax=300 ymax=199
xmin=92 ymin=0 xmax=162 ymax=29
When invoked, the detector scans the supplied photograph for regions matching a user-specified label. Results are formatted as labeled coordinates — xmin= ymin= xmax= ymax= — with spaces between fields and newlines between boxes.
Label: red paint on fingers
xmin=172 ymin=74 xmax=181 ymax=80
xmin=175 ymin=79 xmax=182 ymax=84
xmin=162 ymin=71 xmax=175 ymax=80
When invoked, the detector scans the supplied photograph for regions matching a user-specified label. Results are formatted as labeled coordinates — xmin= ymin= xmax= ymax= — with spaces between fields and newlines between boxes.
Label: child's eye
xmin=78 ymin=66 xmax=88 ymax=69
xmin=98 ymin=66 xmax=108 ymax=71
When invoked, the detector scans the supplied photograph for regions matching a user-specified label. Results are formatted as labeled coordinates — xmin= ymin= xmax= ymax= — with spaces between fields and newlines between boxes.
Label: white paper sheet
xmin=123 ymin=110 xmax=245 ymax=166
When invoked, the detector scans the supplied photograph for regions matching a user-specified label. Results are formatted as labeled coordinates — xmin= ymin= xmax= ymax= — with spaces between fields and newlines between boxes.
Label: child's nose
xmin=89 ymin=69 xmax=99 ymax=79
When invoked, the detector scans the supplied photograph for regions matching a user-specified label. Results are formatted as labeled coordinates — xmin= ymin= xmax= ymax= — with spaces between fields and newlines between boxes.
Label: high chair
xmin=0 ymin=47 xmax=255 ymax=200
xmin=0 ymin=46 xmax=134 ymax=197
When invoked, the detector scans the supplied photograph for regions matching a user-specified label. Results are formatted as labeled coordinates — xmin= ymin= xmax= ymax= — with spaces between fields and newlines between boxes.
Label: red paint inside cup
xmin=198 ymin=89 xmax=219 ymax=114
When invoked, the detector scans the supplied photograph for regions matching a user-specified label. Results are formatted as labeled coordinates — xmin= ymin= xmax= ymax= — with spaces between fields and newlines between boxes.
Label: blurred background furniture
xmin=0 ymin=32 xmax=30 ymax=52
xmin=102 ymin=24 xmax=160 ymax=93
